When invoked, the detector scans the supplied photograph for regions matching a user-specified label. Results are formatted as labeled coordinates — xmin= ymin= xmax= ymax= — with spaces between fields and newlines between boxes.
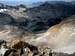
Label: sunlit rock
xmin=35 ymin=15 xmax=75 ymax=54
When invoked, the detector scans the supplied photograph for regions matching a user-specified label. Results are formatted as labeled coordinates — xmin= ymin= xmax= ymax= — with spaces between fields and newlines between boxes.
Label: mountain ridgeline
xmin=0 ymin=1 xmax=75 ymax=33
xmin=0 ymin=1 xmax=75 ymax=56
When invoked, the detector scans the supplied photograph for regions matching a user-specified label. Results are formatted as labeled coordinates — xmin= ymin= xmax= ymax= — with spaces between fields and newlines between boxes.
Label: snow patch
xmin=0 ymin=9 xmax=7 ymax=12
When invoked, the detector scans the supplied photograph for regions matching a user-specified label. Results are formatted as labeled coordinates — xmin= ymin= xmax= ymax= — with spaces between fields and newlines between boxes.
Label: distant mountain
xmin=71 ymin=1 xmax=75 ymax=5
xmin=26 ymin=1 xmax=75 ymax=33
xmin=0 ymin=1 xmax=24 ymax=6
xmin=25 ymin=2 xmax=44 ymax=8
xmin=0 ymin=1 xmax=75 ymax=33
xmin=0 ymin=1 xmax=43 ymax=8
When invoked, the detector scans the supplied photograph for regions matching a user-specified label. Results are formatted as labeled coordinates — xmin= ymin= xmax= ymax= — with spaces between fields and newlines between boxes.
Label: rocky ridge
xmin=0 ymin=1 xmax=75 ymax=33
xmin=0 ymin=1 xmax=75 ymax=56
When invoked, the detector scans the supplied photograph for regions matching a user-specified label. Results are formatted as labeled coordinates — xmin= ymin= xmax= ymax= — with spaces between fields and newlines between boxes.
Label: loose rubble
xmin=0 ymin=40 xmax=75 ymax=56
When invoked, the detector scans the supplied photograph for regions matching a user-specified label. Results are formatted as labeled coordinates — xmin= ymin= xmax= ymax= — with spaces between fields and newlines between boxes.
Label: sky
xmin=0 ymin=0 xmax=74 ymax=2
xmin=0 ymin=0 xmax=74 ymax=6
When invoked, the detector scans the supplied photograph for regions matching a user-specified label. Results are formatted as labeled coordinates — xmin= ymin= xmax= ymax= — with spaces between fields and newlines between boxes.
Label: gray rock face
xmin=0 ymin=13 xmax=14 ymax=25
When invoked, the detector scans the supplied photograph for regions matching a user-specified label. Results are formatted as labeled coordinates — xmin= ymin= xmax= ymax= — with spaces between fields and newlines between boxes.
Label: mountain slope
xmin=34 ymin=15 xmax=75 ymax=54
xmin=0 ymin=1 xmax=75 ymax=33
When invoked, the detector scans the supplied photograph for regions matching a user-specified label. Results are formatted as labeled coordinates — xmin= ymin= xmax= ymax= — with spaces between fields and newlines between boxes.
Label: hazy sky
xmin=0 ymin=0 xmax=74 ymax=2
xmin=0 ymin=0 xmax=74 ymax=6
